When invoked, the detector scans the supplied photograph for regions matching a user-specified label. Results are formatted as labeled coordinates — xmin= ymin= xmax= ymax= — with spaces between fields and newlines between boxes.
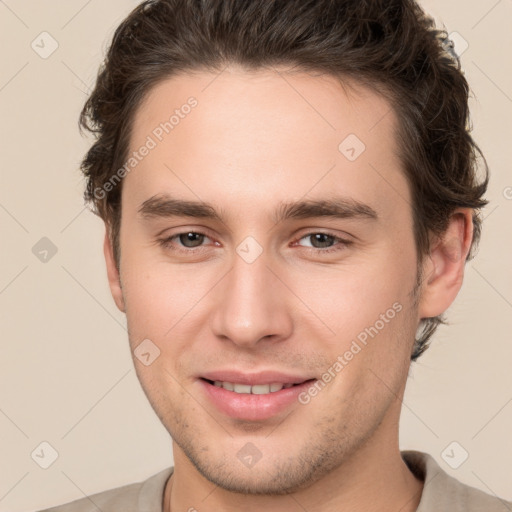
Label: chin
xmin=176 ymin=433 xmax=345 ymax=496
xmin=194 ymin=464 xmax=322 ymax=495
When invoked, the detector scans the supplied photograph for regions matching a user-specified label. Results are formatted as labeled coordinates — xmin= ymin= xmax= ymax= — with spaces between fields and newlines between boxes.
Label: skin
xmin=103 ymin=66 xmax=473 ymax=512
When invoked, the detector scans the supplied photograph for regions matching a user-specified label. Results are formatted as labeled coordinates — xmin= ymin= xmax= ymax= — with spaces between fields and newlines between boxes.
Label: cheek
xmin=120 ymin=245 xmax=224 ymax=354
xmin=298 ymin=257 xmax=415 ymax=341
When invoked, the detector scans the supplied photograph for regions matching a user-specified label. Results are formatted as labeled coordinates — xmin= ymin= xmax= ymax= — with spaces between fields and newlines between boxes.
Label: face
xmin=108 ymin=67 xmax=423 ymax=493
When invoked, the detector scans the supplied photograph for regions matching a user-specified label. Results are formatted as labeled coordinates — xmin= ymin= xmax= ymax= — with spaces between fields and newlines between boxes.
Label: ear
xmin=103 ymin=226 xmax=125 ymax=313
xmin=418 ymin=209 xmax=474 ymax=319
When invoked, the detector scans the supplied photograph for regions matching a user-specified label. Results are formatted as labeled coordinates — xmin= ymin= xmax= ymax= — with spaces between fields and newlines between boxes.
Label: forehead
xmin=125 ymin=66 xmax=408 ymax=222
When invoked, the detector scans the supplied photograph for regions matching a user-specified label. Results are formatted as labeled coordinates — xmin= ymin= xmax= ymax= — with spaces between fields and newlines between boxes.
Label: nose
xmin=210 ymin=247 xmax=294 ymax=348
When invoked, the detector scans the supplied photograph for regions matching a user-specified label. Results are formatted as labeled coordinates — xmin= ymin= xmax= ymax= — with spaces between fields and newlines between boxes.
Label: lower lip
xmin=199 ymin=379 xmax=316 ymax=421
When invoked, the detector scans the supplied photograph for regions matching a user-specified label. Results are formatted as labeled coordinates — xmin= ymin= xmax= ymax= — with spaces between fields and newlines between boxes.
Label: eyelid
xmin=290 ymin=224 xmax=353 ymax=241
xmin=155 ymin=224 xmax=216 ymax=239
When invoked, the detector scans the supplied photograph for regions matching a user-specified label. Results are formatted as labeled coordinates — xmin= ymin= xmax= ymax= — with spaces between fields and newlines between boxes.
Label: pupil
xmin=180 ymin=232 xmax=203 ymax=247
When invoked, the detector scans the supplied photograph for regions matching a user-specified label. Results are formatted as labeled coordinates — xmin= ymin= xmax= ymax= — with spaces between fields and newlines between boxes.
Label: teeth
xmin=211 ymin=381 xmax=295 ymax=394
xmin=233 ymin=383 xmax=252 ymax=394
xmin=251 ymin=384 xmax=271 ymax=394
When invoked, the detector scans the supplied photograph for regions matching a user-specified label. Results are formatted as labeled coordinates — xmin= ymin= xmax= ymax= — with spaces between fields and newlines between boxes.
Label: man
xmin=40 ymin=0 xmax=510 ymax=510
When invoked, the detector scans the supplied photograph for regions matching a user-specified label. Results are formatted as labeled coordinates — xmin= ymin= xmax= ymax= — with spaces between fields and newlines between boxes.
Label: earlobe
xmin=103 ymin=227 xmax=126 ymax=313
xmin=418 ymin=209 xmax=474 ymax=319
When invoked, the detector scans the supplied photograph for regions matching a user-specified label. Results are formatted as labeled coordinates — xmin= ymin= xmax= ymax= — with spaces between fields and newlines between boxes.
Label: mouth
xmin=198 ymin=376 xmax=318 ymax=421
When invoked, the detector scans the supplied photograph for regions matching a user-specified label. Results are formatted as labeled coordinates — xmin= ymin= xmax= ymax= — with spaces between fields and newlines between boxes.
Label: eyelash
xmin=157 ymin=231 xmax=352 ymax=255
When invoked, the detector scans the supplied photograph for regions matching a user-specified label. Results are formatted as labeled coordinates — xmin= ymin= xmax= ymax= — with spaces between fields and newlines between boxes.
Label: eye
xmin=157 ymin=230 xmax=351 ymax=256
xmin=295 ymin=232 xmax=351 ymax=253
xmin=159 ymin=231 xmax=214 ymax=251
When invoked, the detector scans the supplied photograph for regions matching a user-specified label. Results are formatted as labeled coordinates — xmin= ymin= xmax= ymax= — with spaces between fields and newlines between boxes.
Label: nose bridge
xmin=210 ymin=243 xmax=292 ymax=346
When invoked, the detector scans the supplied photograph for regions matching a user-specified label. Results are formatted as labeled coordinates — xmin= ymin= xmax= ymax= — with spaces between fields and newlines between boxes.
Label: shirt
xmin=38 ymin=450 xmax=511 ymax=511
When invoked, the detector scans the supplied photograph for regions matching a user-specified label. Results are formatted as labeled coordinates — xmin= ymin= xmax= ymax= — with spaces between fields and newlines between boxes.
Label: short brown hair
xmin=79 ymin=0 xmax=488 ymax=360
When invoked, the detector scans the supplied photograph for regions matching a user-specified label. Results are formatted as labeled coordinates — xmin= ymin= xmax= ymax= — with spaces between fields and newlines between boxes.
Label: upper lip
xmin=200 ymin=370 xmax=315 ymax=386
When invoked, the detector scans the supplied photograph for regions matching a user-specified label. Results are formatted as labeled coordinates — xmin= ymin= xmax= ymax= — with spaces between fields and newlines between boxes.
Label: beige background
xmin=0 ymin=1 xmax=511 ymax=510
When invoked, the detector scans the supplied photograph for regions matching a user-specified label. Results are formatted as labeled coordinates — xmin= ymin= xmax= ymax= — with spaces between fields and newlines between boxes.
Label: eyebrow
xmin=138 ymin=195 xmax=224 ymax=221
xmin=274 ymin=197 xmax=378 ymax=224
xmin=138 ymin=194 xmax=378 ymax=224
